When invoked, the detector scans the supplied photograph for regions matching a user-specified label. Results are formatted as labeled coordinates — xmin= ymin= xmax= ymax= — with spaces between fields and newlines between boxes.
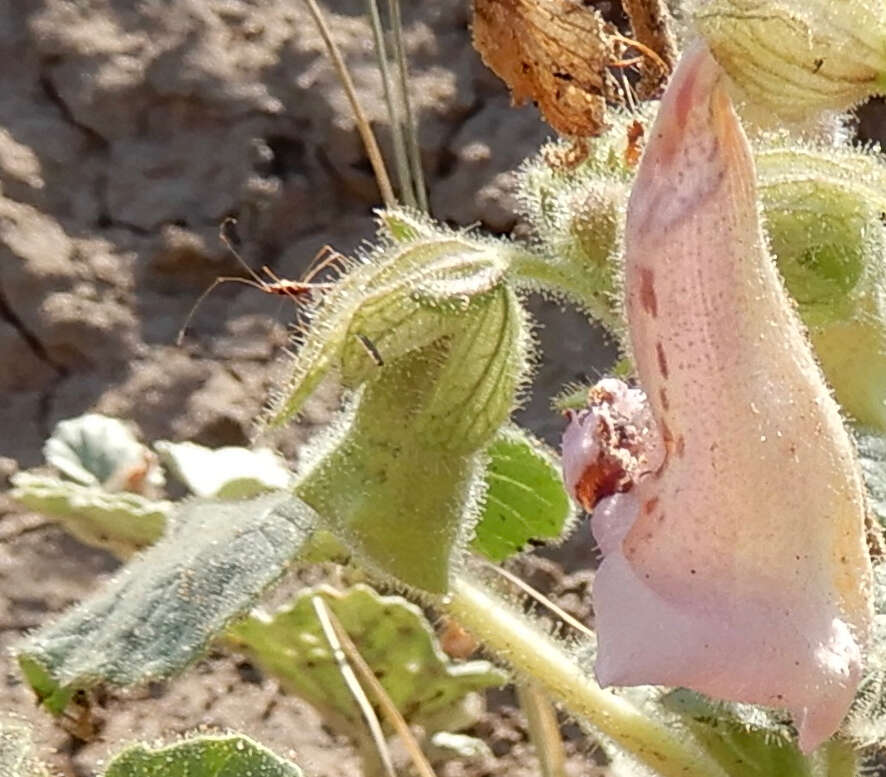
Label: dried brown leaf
xmin=621 ymin=0 xmax=676 ymax=98
xmin=471 ymin=0 xmax=621 ymax=136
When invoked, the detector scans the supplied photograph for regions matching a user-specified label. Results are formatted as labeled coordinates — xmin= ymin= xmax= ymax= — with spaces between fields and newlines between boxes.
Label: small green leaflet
xmin=471 ymin=426 xmax=576 ymax=562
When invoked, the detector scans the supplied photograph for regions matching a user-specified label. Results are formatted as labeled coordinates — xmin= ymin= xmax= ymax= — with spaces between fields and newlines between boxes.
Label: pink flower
xmin=563 ymin=42 xmax=874 ymax=752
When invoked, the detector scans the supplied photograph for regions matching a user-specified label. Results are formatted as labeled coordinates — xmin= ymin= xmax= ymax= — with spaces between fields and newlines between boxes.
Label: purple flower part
xmin=592 ymin=40 xmax=874 ymax=753
xmin=561 ymin=408 xmax=603 ymax=498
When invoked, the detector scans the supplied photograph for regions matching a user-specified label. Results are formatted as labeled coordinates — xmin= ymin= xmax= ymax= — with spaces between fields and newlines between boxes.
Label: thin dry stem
xmin=620 ymin=0 xmax=677 ymax=97
xmin=483 ymin=560 xmax=596 ymax=640
xmin=327 ymin=606 xmax=439 ymax=777
xmin=517 ymin=683 xmax=568 ymax=777
xmin=311 ymin=596 xmax=398 ymax=777
xmin=302 ymin=0 xmax=396 ymax=207
xmin=366 ymin=0 xmax=415 ymax=207
xmin=386 ymin=0 xmax=428 ymax=211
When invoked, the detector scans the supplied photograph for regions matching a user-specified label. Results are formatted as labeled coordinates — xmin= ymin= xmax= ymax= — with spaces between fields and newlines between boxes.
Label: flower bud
xmin=277 ymin=216 xmax=532 ymax=593
xmin=261 ymin=223 xmax=515 ymax=429
xmin=757 ymin=145 xmax=886 ymax=430
xmin=516 ymin=109 xmax=654 ymax=331
xmin=693 ymin=0 xmax=886 ymax=126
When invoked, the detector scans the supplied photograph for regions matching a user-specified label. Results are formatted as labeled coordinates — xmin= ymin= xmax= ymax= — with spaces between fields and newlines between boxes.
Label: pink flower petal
xmin=590 ymin=41 xmax=874 ymax=753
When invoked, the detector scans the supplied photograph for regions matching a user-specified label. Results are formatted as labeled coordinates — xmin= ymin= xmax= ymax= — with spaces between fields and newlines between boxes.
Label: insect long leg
xmin=302 ymin=244 xmax=349 ymax=284
xmin=177 ymin=275 xmax=281 ymax=346
xmin=219 ymin=217 xmax=267 ymax=287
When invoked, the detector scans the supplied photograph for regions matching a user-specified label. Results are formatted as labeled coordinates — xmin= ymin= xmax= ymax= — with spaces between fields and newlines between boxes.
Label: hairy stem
xmin=445 ymin=574 xmax=729 ymax=777
xmin=819 ymin=739 xmax=857 ymax=777
xmin=507 ymin=250 xmax=624 ymax=338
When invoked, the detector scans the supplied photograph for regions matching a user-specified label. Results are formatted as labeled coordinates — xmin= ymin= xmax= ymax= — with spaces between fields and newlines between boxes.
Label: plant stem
xmin=327 ymin=606 xmax=439 ymax=777
xmin=311 ymin=596 xmax=397 ymax=777
xmin=302 ymin=0 xmax=396 ymax=208
xmin=507 ymin=248 xmax=625 ymax=338
xmin=386 ymin=0 xmax=427 ymax=212
xmin=445 ymin=574 xmax=729 ymax=777
xmin=365 ymin=0 xmax=415 ymax=207
xmin=517 ymin=682 xmax=568 ymax=777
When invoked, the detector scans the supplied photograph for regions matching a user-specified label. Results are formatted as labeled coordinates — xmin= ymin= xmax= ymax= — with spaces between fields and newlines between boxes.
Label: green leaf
xmin=661 ymin=689 xmax=813 ymax=777
xmin=17 ymin=492 xmax=318 ymax=713
xmin=10 ymin=472 xmax=169 ymax=558
xmin=471 ymin=426 xmax=576 ymax=561
xmin=103 ymin=734 xmax=303 ymax=777
xmin=0 ymin=720 xmax=48 ymax=777
xmin=44 ymin=413 xmax=164 ymax=490
xmin=154 ymin=442 xmax=293 ymax=499
xmin=229 ymin=584 xmax=506 ymax=740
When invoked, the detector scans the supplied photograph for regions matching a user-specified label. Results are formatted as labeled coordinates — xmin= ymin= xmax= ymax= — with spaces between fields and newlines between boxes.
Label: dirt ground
xmin=1 ymin=2 xmax=885 ymax=776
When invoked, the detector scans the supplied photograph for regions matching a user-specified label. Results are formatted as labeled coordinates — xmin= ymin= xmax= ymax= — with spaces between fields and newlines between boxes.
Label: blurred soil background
xmin=0 ymin=2 xmax=884 ymax=776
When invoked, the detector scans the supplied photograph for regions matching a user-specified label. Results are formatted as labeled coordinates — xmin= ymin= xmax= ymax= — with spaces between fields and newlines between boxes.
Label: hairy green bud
xmin=276 ymin=217 xmax=533 ymax=592
xmin=262 ymin=221 xmax=522 ymax=429
xmin=296 ymin=291 xmax=529 ymax=592
xmin=693 ymin=0 xmax=886 ymax=126
xmin=514 ymin=110 xmax=654 ymax=333
xmin=757 ymin=144 xmax=886 ymax=429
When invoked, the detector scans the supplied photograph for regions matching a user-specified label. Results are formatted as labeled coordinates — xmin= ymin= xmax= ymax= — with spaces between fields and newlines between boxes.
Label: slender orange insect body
xmin=176 ymin=219 xmax=341 ymax=345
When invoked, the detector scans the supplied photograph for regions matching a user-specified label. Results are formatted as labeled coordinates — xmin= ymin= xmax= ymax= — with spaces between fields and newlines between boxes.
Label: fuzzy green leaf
xmin=102 ymin=734 xmax=303 ymax=777
xmin=17 ymin=492 xmax=317 ymax=713
xmin=661 ymin=690 xmax=813 ymax=777
xmin=44 ymin=413 xmax=164 ymax=490
xmin=154 ymin=442 xmax=293 ymax=498
xmin=471 ymin=426 xmax=576 ymax=561
xmin=10 ymin=472 xmax=170 ymax=558
xmin=229 ymin=584 xmax=506 ymax=739
xmin=0 ymin=721 xmax=48 ymax=777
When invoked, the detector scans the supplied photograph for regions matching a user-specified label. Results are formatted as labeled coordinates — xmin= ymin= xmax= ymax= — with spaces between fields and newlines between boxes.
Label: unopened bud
xmin=757 ymin=144 xmax=886 ymax=430
xmin=693 ymin=0 xmax=886 ymax=126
